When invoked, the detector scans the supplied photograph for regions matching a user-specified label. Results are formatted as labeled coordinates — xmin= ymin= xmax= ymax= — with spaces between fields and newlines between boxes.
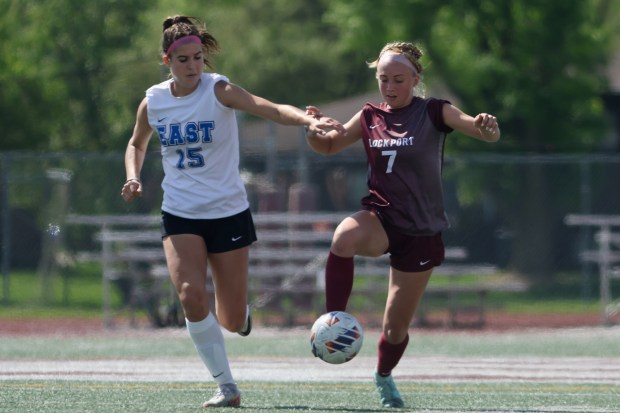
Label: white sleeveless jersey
xmin=146 ymin=73 xmax=249 ymax=219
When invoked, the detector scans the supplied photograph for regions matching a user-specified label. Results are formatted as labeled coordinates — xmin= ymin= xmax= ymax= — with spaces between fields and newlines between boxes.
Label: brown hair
xmin=367 ymin=41 xmax=423 ymax=74
xmin=162 ymin=15 xmax=220 ymax=69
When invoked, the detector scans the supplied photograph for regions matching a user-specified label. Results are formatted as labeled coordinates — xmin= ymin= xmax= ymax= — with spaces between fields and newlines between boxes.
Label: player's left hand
xmin=474 ymin=113 xmax=499 ymax=134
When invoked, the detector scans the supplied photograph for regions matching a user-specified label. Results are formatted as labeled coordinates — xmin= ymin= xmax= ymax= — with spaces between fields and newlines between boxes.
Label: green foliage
xmin=0 ymin=1 xmax=58 ymax=150
xmin=1 ymin=0 xmax=152 ymax=151
xmin=324 ymin=0 xmax=616 ymax=153
xmin=147 ymin=0 xmax=367 ymax=106
xmin=0 ymin=0 xmax=617 ymax=152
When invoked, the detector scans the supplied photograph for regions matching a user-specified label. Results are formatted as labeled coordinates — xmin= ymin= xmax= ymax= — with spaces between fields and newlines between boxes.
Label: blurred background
xmin=1 ymin=0 xmax=620 ymax=329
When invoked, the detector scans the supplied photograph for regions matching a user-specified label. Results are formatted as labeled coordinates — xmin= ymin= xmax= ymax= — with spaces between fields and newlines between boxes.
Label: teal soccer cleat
xmin=373 ymin=370 xmax=404 ymax=408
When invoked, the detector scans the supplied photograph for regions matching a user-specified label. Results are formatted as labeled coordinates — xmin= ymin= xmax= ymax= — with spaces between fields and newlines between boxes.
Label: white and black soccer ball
xmin=310 ymin=311 xmax=364 ymax=364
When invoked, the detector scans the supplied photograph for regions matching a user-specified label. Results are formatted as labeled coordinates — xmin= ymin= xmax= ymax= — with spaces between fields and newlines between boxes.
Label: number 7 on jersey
xmin=382 ymin=150 xmax=397 ymax=173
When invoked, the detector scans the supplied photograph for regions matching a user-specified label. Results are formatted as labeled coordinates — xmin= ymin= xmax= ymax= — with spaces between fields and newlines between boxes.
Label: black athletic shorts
xmin=161 ymin=208 xmax=257 ymax=253
xmin=370 ymin=208 xmax=445 ymax=272
xmin=384 ymin=228 xmax=445 ymax=273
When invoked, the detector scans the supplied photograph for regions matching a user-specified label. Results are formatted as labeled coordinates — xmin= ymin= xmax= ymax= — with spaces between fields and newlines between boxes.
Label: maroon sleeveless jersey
xmin=360 ymin=97 xmax=453 ymax=236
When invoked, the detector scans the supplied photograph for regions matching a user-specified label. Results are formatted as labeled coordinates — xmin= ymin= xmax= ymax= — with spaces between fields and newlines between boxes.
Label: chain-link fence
xmin=1 ymin=148 xmax=619 ymax=325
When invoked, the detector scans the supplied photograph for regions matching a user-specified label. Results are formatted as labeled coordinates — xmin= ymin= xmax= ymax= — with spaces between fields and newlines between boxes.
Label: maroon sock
xmin=325 ymin=252 xmax=354 ymax=312
xmin=377 ymin=333 xmax=409 ymax=376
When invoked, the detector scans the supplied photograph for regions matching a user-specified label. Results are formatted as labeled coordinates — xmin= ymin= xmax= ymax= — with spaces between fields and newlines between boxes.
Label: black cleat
xmin=238 ymin=306 xmax=252 ymax=337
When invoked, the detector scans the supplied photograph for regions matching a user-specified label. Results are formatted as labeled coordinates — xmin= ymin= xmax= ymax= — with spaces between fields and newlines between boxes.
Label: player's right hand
xmin=121 ymin=179 xmax=142 ymax=202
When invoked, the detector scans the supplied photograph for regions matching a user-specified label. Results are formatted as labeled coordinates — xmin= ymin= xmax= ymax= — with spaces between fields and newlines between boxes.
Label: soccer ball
xmin=310 ymin=311 xmax=364 ymax=364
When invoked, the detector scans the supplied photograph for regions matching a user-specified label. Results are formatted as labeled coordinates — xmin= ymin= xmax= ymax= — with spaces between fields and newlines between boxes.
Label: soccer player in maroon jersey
xmin=305 ymin=41 xmax=500 ymax=408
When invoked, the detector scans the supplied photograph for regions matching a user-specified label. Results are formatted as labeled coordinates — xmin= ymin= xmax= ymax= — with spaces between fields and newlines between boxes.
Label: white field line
xmin=1 ymin=356 xmax=619 ymax=384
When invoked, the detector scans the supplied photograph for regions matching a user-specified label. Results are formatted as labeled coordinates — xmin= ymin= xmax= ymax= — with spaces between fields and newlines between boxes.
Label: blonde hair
xmin=368 ymin=41 xmax=423 ymax=74
xmin=368 ymin=41 xmax=425 ymax=97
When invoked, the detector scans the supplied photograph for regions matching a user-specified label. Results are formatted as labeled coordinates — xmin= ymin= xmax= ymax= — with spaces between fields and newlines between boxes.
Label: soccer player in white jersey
xmin=120 ymin=15 xmax=343 ymax=408
xmin=306 ymin=41 xmax=500 ymax=408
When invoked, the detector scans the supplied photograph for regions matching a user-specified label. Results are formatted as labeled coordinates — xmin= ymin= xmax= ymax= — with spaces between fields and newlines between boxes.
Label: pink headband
xmin=165 ymin=35 xmax=202 ymax=56
xmin=378 ymin=51 xmax=418 ymax=74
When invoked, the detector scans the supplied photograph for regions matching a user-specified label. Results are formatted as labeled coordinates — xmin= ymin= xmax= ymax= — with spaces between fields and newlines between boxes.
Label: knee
xmin=331 ymin=227 xmax=359 ymax=257
xmin=178 ymin=282 xmax=207 ymax=315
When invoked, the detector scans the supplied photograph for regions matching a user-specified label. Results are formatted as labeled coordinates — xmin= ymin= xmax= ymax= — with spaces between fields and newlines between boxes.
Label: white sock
xmin=186 ymin=313 xmax=234 ymax=386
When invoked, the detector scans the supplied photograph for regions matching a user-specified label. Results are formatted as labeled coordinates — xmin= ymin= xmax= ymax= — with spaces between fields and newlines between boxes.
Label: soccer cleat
xmin=373 ymin=370 xmax=404 ymax=408
xmin=203 ymin=383 xmax=241 ymax=408
xmin=238 ymin=306 xmax=252 ymax=337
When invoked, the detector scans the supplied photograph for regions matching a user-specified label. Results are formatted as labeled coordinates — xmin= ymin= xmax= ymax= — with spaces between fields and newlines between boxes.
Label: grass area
xmin=1 ymin=329 xmax=619 ymax=412
xmin=2 ymin=380 xmax=616 ymax=413
xmin=0 ymin=264 xmax=114 ymax=319
xmin=0 ymin=267 xmax=603 ymax=322
xmin=493 ymin=293 xmax=600 ymax=314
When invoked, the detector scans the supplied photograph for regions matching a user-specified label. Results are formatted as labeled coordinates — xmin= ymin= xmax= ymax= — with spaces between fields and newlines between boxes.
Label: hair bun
xmin=162 ymin=15 xmax=193 ymax=32
xmin=411 ymin=46 xmax=423 ymax=61
xmin=162 ymin=17 xmax=175 ymax=31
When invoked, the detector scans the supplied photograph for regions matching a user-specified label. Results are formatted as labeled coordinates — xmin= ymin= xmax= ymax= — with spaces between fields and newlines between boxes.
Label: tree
xmin=324 ymin=0 xmax=614 ymax=152
xmin=0 ymin=1 xmax=59 ymax=151
xmin=0 ymin=0 xmax=151 ymax=151
xmin=0 ymin=0 xmax=395 ymax=152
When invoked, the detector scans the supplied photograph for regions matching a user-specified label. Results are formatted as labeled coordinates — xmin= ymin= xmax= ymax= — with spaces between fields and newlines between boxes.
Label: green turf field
xmin=1 ymin=380 xmax=617 ymax=413
xmin=1 ymin=328 xmax=618 ymax=412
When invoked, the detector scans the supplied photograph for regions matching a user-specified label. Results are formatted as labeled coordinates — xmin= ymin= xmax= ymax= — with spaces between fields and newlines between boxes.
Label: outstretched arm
xmin=214 ymin=81 xmax=344 ymax=136
xmin=443 ymin=104 xmax=500 ymax=142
